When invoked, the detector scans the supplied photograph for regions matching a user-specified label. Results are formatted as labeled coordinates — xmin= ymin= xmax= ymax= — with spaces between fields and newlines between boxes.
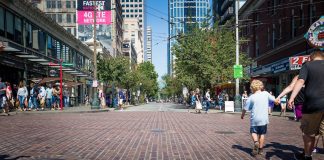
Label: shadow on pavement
xmin=232 ymin=144 xmax=253 ymax=156
xmin=0 ymin=154 xmax=30 ymax=160
xmin=263 ymin=142 xmax=303 ymax=160
xmin=232 ymin=142 xmax=303 ymax=159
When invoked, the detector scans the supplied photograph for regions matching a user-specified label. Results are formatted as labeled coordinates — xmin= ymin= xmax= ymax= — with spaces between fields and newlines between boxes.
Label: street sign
xmin=233 ymin=65 xmax=243 ymax=78
xmin=289 ymin=55 xmax=310 ymax=70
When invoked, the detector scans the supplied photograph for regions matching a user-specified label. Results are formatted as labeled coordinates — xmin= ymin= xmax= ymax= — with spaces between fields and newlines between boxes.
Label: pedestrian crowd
xmin=0 ymin=80 xmax=70 ymax=115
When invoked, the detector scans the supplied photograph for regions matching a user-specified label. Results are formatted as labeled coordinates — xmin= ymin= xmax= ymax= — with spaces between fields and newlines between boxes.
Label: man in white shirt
xmin=205 ymin=89 xmax=211 ymax=113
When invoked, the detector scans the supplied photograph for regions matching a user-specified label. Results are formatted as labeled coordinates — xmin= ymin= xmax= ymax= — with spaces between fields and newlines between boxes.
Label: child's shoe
xmin=252 ymin=142 xmax=259 ymax=156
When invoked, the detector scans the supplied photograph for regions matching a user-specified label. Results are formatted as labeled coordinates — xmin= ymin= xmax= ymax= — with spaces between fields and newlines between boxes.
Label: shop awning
xmin=39 ymin=77 xmax=60 ymax=84
xmin=65 ymin=81 xmax=82 ymax=87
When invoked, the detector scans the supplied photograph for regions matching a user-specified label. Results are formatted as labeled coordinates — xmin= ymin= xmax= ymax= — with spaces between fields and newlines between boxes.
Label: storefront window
xmin=0 ymin=7 xmax=4 ymax=36
xmin=38 ymin=30 xmax=47 ymax=53
xmin=32 ymin=26 xmax=39 ymax=50
xmin=6 ymin=11 xmax=14 ymax=40
xmin=14 ymin=17 xmax=22 ymax=44
xmin=47 ymin=35 xmax=52 ymax=56
xmin=25 ymin=22 xmax=32 ymax=48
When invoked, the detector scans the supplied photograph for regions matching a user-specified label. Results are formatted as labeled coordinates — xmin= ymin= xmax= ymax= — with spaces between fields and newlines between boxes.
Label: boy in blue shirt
xmin=241 ymin=80 xmax=276 ymax=156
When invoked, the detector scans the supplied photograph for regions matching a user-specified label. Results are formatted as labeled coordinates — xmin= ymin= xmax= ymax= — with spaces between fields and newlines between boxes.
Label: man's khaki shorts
xmin=301 ymin=112 xmax=324 ymax=137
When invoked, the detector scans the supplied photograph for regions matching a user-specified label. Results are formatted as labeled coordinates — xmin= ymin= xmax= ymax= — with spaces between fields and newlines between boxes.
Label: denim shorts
xmin=250 ymin=125 xmax=267 ymax=135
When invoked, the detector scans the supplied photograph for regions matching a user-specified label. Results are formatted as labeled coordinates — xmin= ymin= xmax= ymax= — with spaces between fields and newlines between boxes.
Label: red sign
xmin=77 ymin=11 xmax=111 ymax=25
xmin=289 ymin=55 xmax=310 ymax=70
xmin=318 ymin=32 xmax=324 ymax=40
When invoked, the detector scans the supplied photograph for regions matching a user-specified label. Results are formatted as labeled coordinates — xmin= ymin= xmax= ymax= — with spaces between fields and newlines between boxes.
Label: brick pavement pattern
xmin=0 ymin=112 xmax=323 ymax=160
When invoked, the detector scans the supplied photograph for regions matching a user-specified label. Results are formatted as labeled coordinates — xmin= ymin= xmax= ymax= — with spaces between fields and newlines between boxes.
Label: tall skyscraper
xmin=146 ymin=26 xmax=152 ymax=63
xmin=121 ymin=0 xmax=145 ymax=29
xmin=212 ymin=0 xmax=246 ymax=24
xmin=168 ymin=0 xmax=210 ymax=75
xmin=121 ymin=0 xmax=146 ymax=64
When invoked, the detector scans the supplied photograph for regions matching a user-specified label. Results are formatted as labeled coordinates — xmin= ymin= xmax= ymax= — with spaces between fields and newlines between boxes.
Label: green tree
xmin=172 ymin=21 xmax=251 ymax=91
xmin=97 ymin=56 xmax=130 ymax=85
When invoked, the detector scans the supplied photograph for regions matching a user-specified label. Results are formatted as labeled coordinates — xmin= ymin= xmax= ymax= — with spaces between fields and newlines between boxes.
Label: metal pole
xmin=91 ymin=0 xmax=99 ymax=108
xmin=60 ymin=59 xmax=63 ymax=110
xmin=235 ymin=0 xmax=241 ymax=112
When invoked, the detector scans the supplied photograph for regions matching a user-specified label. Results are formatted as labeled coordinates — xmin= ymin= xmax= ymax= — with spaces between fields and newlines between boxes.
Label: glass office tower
xmin=168 ymin=0 xmax=210 ymax=75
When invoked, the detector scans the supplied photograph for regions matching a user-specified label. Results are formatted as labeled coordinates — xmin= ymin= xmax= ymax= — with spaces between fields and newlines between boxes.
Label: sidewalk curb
xmin=7 ymin=109 xmax=112 ymax=115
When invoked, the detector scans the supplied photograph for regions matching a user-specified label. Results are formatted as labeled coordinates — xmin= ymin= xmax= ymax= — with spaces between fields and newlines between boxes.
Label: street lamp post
xmin=234 ymin=0 xmax=241 ymax=112
xmin=91 ymin=1 xmax=99 ymax=109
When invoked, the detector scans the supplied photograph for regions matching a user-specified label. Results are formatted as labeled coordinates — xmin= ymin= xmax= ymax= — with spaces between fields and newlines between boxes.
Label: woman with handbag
xmin=17 ymin=81 xmax=28 ymax=111
xmin=195 ymin=88 xmax=202 ymax=113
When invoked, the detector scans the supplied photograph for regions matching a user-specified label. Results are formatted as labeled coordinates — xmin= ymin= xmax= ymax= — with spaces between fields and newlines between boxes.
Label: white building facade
xmin=123 ymin=18 xmax=144 ymax=64
xmin=146 ymin=26 xmax=152 ymax=63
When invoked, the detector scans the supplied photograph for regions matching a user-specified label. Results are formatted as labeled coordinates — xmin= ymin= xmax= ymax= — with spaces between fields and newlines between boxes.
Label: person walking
xmin=268 ymin=91 xmax=275 ymax=116
xmin=53 ymin=85 xmax=61 ymax=110
xmin=279 ymin=95 xmax=287 ymax=117
xmin=288 ymin=50 xmax=324 ymax=160
xmin=205 ymin=89 xmax=211 ymax=113
xmin=0 ymin=78 xmax=8 ymax=115
xmin=241 ymin=80 xmax=276 ymax=156
xmin=45 ymin=84 xmax=53 ymax=109
xmin=277 ymin=75 xmax=304 ymax=121
xmin=38 ymin=84 xmax=46 ymax=110
xmin=195 ymin=88 xmax=202 ymax=113
xmin=17 ymin=81 xmax=28 ymax=111
xmin=63 ymin=87 xmax=70 ymax=108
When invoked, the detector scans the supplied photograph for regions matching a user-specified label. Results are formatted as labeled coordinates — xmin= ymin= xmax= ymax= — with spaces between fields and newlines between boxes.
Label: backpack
xmin=33 ymin=86 xmax=39 ymax=97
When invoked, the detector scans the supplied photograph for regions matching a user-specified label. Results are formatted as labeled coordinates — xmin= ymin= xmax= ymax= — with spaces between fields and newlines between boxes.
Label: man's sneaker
xmin=312 ymin=147 xmax=318 ymax=153
xmin=294 ymin=152 xmax=312 ymax=160
xmin=258 ymin=148 xmax=264 ymax=155
xmin=252 ymin=142 xmax=259 ymax=156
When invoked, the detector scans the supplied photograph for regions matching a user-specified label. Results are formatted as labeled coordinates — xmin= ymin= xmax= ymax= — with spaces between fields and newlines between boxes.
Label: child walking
xmin=241 ymin=80 xmax=276 ymax=156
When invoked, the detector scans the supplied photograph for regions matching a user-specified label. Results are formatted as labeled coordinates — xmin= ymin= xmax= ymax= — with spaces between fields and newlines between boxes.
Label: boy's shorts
xmin=300 ymin=112 xmax=324 ymax=137
xmin=250 ymin=125 xmax=267 ymax=135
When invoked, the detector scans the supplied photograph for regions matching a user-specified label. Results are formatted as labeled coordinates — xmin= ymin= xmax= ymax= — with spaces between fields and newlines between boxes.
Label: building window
xmin=15 ymin=17 xmax=23 ymax=44
xmin=51 ymin=14 xmax=56 ymax=21
xmin=291 ymin=9 xmax=296 ymax=38
xmin=66 ymin=1 xmax=71 ymax=8
xmin=256 ymin=36 xmax=259 ymax=57
xmin=73 ymin=0 xmax=76 ymax=8
xmin=32 ymin=26 xmax=39 ymax=50
xmin=272 ymin=24 xmax=276 ymax=48
xmin=67 ymin=14 xmax=71 ymax=23
xmin=299 ymin=4 xmax=304 ymax=27
xmin=58 ymin=14 xmax=62 ymax=23
xmin=46 ymin=0 xmax=51 ymax=8
xmin=309 ymin=4 xmax=316 ymax=24
xmin=51 ymin=1 xmax=56 ymax=8
xmin=278 ymin=19 xmax=282 ymax=39
xmin=267 ymin=27 xmax=270 ymax=46
xmin=67 ymin=28 xmax=71 ymax=34
xmin=25 ymin=22 xmax=32 ymax=48
xmin=57 ymin=1 xmax=62 ymax=8
xmin=0 ymin=7 xmax=4 ymax=36
xmin=73 ymin=14 xmax=76 ymax=23
xmin=6 ymin=11 xmax=14 ymax=40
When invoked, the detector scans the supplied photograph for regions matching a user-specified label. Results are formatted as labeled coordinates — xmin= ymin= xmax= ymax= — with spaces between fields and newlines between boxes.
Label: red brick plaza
xmin=0 ymin=111 xmax=323 ymax=160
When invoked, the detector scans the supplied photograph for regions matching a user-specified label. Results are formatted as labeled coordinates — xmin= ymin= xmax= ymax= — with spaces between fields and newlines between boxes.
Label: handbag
xmin=15 ymin=99 xmax=20 ymax=108
xmin=196 ymin=101 xmax=202 ymax=110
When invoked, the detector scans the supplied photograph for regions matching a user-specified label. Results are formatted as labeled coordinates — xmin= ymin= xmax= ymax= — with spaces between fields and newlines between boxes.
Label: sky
xmin=146 ymin=0 xmax=169 ymax=80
